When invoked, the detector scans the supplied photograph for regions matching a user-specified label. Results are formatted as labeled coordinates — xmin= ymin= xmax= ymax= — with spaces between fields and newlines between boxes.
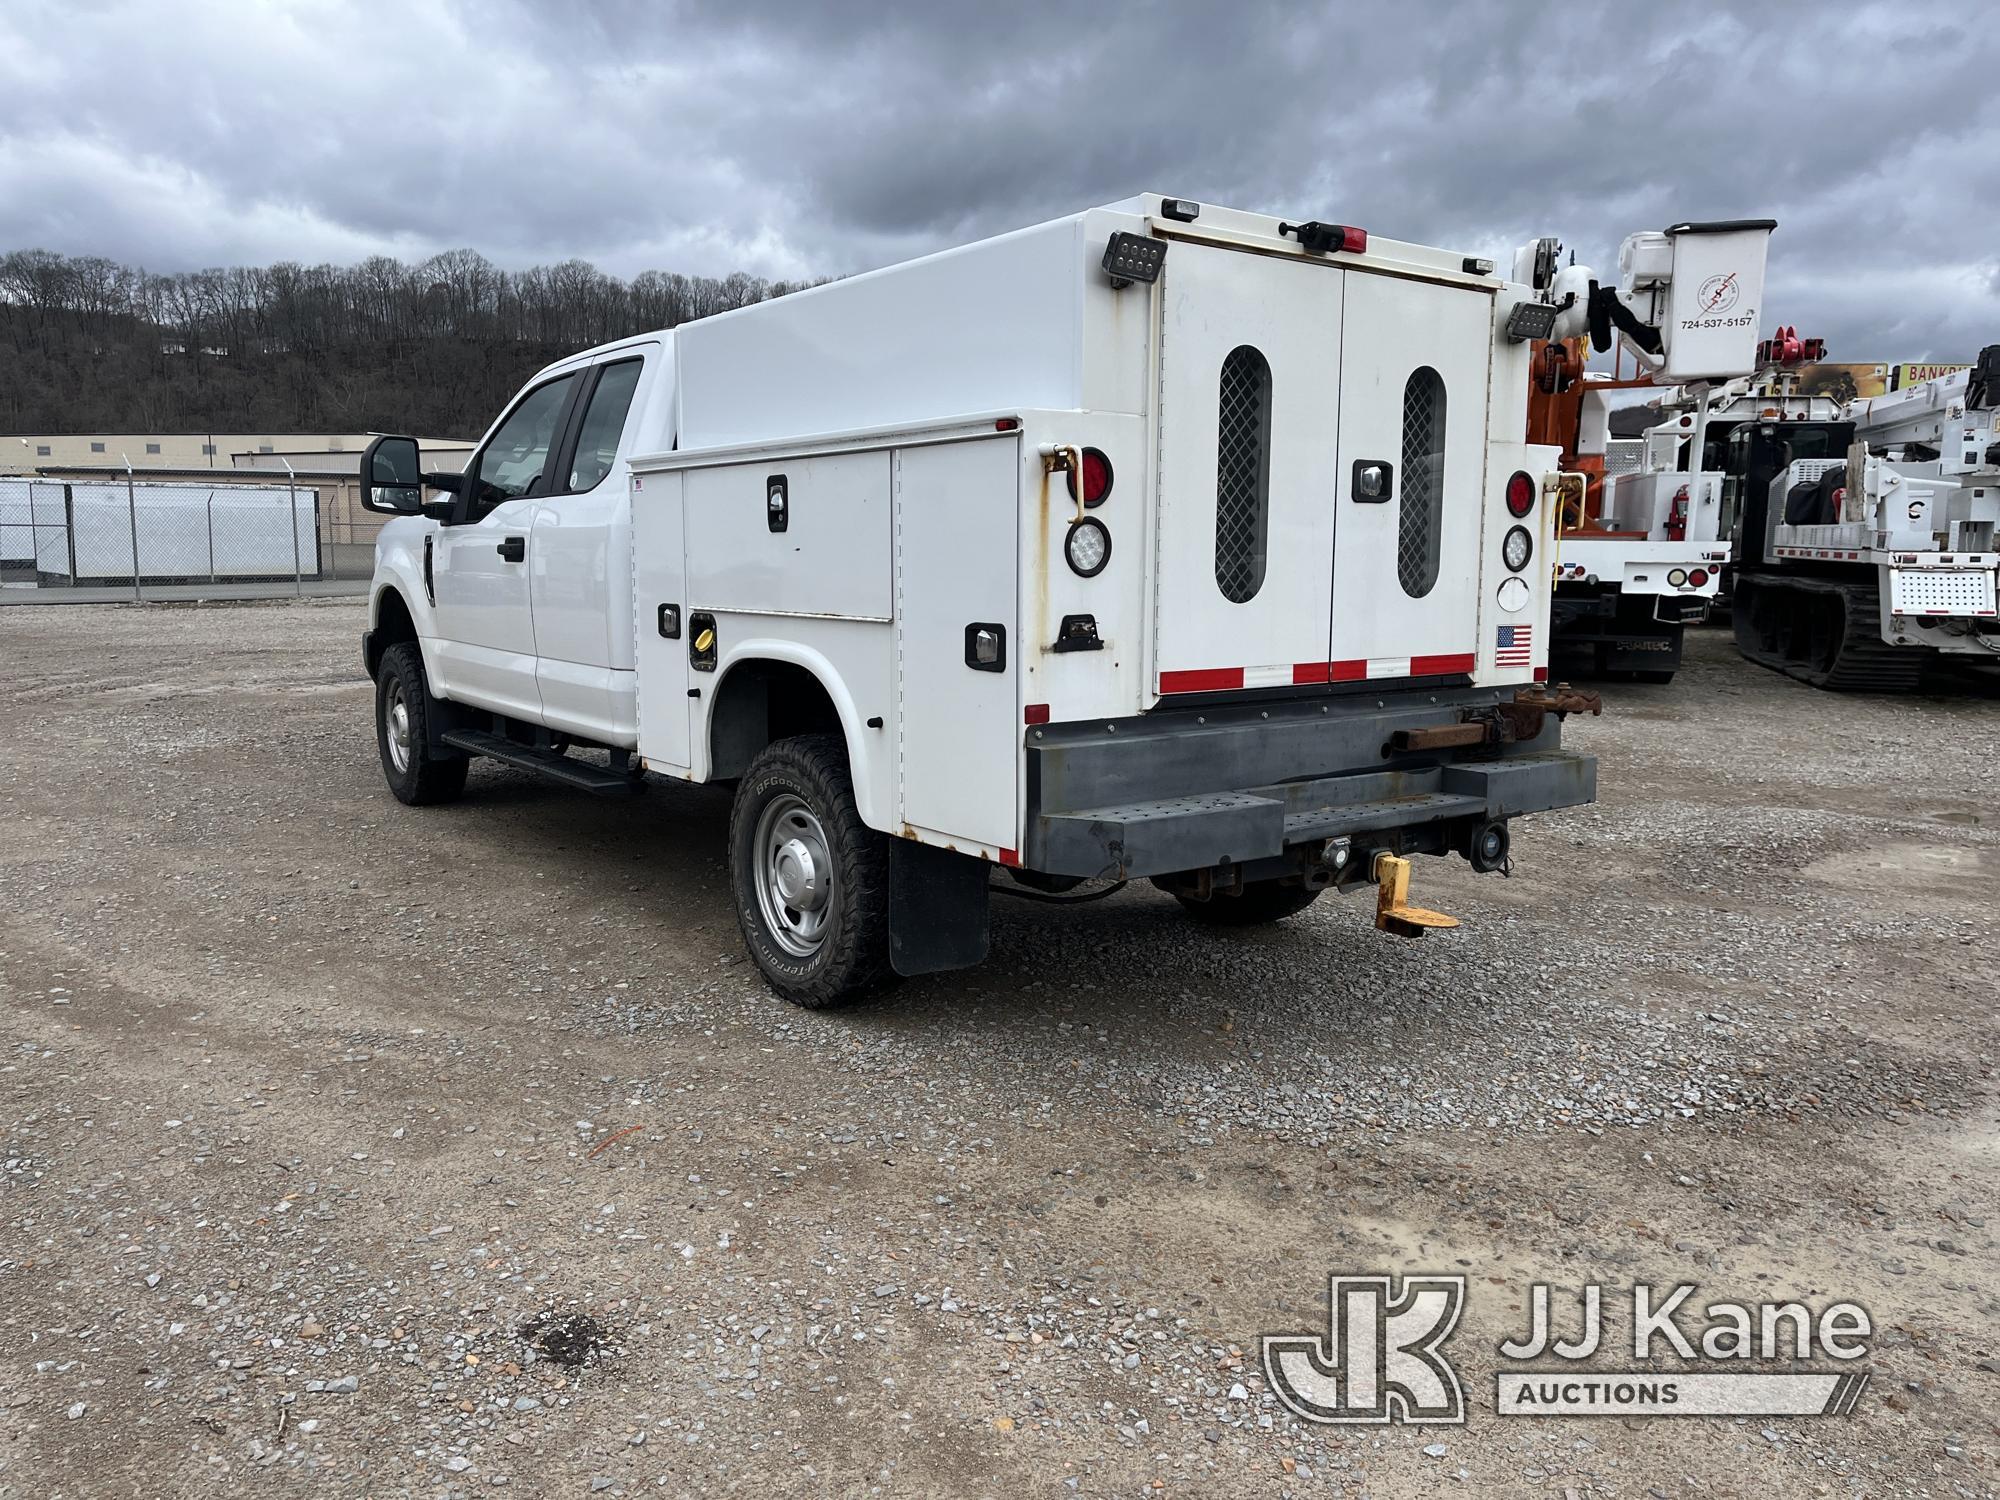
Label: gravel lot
xmin=1 ymin=601 xmax=1995 ymax=1498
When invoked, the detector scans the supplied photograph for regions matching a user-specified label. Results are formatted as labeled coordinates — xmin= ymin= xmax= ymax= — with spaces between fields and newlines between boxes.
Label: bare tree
xmin=0 ymin=245 xmax=814 ymax=434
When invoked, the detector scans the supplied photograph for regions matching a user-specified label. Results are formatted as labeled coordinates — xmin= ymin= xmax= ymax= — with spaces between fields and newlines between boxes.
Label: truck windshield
xmin=472 ymin=373 xmax=580 ymax=511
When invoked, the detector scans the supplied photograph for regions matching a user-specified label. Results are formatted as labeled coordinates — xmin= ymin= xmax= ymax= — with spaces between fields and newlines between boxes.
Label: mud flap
xmin=888 ymin=839 xmax=990 ymax=977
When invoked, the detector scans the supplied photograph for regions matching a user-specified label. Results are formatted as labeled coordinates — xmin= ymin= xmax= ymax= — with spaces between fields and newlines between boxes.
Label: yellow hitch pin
xmin=1372 ymin=852 xmax=1459 ymax=939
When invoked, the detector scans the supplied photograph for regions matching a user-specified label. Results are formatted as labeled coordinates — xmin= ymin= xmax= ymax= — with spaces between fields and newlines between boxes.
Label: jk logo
xmin=1262 ymin=1275 xmax=1466 ymax=1425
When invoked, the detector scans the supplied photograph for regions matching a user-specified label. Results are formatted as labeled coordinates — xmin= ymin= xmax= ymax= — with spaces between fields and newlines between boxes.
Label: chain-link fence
xmin=0 ymin=476 xmax=373 ymax=601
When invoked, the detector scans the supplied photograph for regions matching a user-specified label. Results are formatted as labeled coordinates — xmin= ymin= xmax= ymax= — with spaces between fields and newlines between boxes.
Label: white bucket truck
xmin=1543 ymin=221 xmax=1776 ymax=682
xmin=360 ymin=194 xmax=1617 ymax=1006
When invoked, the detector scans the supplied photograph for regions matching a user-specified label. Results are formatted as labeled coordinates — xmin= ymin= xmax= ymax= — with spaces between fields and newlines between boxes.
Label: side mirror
xmin=360 ymin=434 xmax=425 ymax=514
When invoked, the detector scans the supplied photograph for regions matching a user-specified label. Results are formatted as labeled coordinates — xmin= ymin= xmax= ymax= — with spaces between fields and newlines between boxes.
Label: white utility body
xmin=1555 ymin=389 xmax=1734 ymax=679
xmin=360 ymin=194 xmax=1616 ymax=1005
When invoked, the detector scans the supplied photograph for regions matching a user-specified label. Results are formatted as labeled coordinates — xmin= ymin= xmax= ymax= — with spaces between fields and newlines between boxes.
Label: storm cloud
xmin=3 ymin=0 xmax=1994 ymax=360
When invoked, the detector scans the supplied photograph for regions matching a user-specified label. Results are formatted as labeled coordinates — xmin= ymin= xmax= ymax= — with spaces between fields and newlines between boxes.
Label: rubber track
xmin=1733 ymin=573 xmax=1925 ymax=692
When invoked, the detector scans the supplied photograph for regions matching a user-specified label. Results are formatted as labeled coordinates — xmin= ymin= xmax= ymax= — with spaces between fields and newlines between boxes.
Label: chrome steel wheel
xmin=384 ymin=676 xmax=413 ymax=773
xmin=753 ymin=793 xmax=836 ymax=959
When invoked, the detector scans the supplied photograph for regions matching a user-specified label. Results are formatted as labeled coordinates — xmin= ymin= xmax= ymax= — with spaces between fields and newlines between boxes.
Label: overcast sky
xmin=3 ymin=1 xmax=1994 ymax=360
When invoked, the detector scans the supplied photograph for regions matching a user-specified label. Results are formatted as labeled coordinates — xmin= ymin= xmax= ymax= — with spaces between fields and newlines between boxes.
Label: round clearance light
xmin=1497 ymin=575 xmax=1530 ymax=613
xmin=1065 ymin=517 xmax=1112 ymax=577
xmin=1667 ymin=567 xmax=1689 ymax=587
xmin=1505 ymin=471 xmax=1536 ymax=518
xmin=1689 ymin=567 xmax=1710 ymax=587
xmin=1067 ymin=447 xmax=1115 ymax=507
xmin=1502 ymin=524 xmax=1533 ymax=573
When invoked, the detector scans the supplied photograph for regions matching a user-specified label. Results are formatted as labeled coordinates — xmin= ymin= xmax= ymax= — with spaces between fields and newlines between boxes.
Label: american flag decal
xmin=1495 ymin=623 xmax=1533 ymax=666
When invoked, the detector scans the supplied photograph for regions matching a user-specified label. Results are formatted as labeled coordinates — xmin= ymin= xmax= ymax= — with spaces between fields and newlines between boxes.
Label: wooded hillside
xmin=0 ymin=248 xmax=818 ymax=438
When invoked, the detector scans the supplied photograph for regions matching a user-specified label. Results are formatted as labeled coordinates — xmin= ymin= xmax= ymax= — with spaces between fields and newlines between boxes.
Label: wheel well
xmin=368 ymin=588 xmax=417 ymax=680
xmin=708 ymin=659 xmax=845 ymax=778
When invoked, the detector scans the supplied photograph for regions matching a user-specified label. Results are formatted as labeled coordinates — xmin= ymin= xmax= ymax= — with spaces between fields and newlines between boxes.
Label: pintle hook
xmin=1373 ymin=853 xmax=1460 ymax=939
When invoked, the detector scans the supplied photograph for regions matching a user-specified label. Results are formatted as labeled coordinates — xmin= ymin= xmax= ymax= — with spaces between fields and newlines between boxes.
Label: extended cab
xmin=361 ymin=194 xmax=1607 ymax=1006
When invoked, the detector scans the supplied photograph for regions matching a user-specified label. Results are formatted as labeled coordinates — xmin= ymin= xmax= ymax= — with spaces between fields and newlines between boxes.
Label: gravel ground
xmin=1 ymin=601 xmax=1995 ymax=1498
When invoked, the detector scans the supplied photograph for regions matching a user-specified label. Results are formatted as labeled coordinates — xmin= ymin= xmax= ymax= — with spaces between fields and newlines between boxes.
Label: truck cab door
xmin=530 ymin=350 xmax=652 ymax=745
xmin=430 ymin=371 xmax=583 ymax=721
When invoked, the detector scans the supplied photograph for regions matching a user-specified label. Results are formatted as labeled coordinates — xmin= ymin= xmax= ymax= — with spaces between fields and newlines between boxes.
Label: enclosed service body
xmin=361 ymin=195 xmax=1603 ymax=1003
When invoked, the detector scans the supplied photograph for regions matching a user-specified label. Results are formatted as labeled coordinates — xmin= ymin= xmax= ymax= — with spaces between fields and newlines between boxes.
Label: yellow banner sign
xmin=1892 ymin=363 xmax=1969 ymax=390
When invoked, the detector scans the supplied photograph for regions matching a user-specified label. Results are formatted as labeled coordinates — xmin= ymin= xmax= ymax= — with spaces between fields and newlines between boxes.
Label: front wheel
xmin=375 ymin=642 xmax=468 ymax=806
xmin=1161 ymin=878 xmax=1321 ymax=926
xmin=728 ymin=734 xmax=891 ymax=1007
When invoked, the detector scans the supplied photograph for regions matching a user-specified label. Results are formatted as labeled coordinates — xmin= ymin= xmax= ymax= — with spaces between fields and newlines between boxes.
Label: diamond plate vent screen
xmin=1603 ymin=439 xmax=1645 ymax=478
xmin=1214 ymin=345 xmax=1272 ymax=604
xmin=1398 ymin=366 xmax=1447 ymax=598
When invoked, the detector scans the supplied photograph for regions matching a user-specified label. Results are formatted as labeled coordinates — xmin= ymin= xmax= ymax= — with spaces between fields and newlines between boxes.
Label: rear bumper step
xmin=1032 ymin=756 xmax=1593 ymax=878
xmin=1023 ymin=688 xmax=1596 ymax=879
xmin=441 ymin=729 xmax=645 ymax=797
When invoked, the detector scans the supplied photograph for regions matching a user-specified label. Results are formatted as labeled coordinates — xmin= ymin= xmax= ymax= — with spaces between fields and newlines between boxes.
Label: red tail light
xmin=1505 ymin=471 xmax=1535 ymax=517
xmin=1689 ymin=567 xmax=1709 ymax=587
xmin=1068 ymin=447 xmax=1115 ymax=507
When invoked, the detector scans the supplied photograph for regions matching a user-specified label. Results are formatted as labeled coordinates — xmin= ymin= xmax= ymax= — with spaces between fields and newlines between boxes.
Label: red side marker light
xmin=995 ymin=417 xmax=1018 ymax=431
xmin=1024 ymin=703 xmax=1050 ymax=725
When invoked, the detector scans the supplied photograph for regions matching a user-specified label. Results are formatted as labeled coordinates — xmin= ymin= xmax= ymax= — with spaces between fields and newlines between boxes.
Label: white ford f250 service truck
xmin=360 ymin=194 xmax=1616 ymax=1007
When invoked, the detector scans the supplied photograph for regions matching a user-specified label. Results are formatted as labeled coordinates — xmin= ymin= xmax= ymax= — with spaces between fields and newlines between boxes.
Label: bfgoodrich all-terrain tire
xmin=375 ymin=642 xmax=469 ymax=806
xmin=1165 ymin=879 xmax=1322 ymax=926
xmin=729 ymin=734 xmax=892 ymax=1007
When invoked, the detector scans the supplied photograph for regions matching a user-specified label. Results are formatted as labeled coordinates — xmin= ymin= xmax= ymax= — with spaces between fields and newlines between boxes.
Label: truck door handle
xmin=496 ymin=536 xmax=526 ymax=562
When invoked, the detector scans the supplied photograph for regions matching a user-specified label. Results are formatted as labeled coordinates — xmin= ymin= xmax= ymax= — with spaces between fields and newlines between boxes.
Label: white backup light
xmin=1065 ymin=517 xmax=1111 ymax=577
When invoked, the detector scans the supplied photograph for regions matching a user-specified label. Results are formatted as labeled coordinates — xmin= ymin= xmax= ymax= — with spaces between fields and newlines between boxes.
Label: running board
xmin=440 ymin=729 xmax=646 ymax=796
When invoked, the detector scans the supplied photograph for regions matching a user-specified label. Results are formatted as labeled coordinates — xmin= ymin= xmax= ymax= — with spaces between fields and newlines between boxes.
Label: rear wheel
xmin=375 ymin=643 xmax=468 ymax=806
xmin=729 ymin=734 xmax=891 ymax=1007
xmin=1164 ymin=879 xmax=1321 ymax=926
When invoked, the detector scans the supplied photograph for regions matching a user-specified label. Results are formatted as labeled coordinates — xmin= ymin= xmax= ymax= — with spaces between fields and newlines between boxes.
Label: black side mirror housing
xmin=418 ymin=471 xmax=464 ymax=523
xmin=360 ymin=434 xmax=426 ymax=515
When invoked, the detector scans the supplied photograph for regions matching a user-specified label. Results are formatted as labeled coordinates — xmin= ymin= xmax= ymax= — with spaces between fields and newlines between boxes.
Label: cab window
xmin=565 ymin=359 xmax=644 ymax=493
xmin=470 ymin=373 xmax=580 ymax=513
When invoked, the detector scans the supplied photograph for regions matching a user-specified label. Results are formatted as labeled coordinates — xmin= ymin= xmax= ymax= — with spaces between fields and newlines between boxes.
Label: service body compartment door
xmin=1154 ymin=243 xmax=1345 ymax=694
xmin=684 ymin=453 xmax=891 ymax=620
xmin=631 ymin=470 xmax=690 ymax=770
xmin=1330 ymin=274 xmax=1491 ymax=677
xmin=894 ymin=437 xmax=1018 ymax=853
